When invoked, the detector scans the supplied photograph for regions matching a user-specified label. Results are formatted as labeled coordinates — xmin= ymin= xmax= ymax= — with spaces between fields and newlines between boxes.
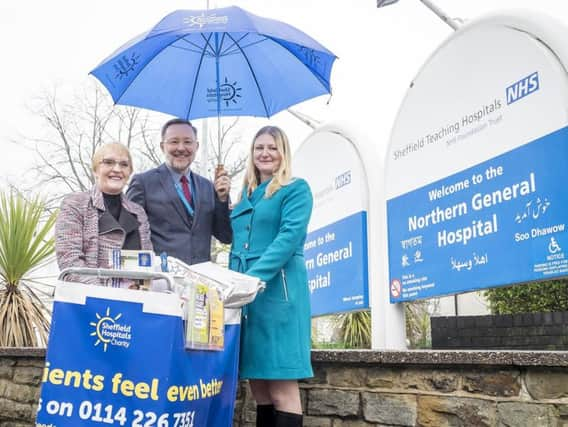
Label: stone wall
xmin=431 ymin=311 xmax=568 ymax=350
xmin=235 ymin=350 xmax=568 ymax=427
xmin=0 ymin=348 xmax=43 ymax=427
xmin=2 ymin=348 xmax=568 ymax=426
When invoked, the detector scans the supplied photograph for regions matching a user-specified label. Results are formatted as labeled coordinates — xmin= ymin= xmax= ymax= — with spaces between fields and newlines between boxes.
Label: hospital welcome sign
xmin=295 ymin=128 xmax=369 ymax=315
xmin=385 ymin=11 xmax=568 ymax=302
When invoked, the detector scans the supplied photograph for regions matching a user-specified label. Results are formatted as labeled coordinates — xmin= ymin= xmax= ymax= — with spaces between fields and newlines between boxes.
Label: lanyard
xmin=174 ymin=177 xmax=195 ymax=217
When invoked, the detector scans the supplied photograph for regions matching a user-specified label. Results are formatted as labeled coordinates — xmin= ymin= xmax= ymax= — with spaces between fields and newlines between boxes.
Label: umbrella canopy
xmin=90 ymin=6 xmax=337 ymax=120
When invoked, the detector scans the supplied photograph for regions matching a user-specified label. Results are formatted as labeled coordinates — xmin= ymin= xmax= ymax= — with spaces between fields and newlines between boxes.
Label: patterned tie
xmin=180 ymin=175 xmax=192 ymax=206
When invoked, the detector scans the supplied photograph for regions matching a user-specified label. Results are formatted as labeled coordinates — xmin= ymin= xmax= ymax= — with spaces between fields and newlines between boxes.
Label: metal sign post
xmin=377 ymin=0 xmax=461 ymax=31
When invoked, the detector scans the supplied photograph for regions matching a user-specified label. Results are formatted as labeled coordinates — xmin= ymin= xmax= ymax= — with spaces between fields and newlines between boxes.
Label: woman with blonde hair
xmin=230 ymin=126 xmax=313 ymax=427
xmin=55 ymin=142 xmax=152 ymax=286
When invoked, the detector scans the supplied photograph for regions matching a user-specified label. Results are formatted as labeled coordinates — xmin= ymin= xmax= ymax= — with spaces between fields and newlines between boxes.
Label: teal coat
xmin=229 ymin=178 xmax=313 ymax=380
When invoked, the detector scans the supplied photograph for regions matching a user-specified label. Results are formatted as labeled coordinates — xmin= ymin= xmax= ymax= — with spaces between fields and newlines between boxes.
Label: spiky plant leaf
xmin=0 ymin=192 xmax=57 ymax=347
xmin=336 ymin=311 xmax=371 ymax=349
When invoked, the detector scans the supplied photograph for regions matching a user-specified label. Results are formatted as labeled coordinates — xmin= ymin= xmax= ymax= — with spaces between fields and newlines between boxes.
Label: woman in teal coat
xmin=230 ymin=126 xmax=313 ymax=427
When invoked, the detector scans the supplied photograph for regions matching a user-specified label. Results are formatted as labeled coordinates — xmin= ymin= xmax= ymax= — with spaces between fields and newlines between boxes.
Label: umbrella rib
xmin=219 ymin=32 xmax=227 ymax=53
xmin=219 ymin=33 xmax=250 ymax=56
xmin=175 ymin=42 xmax=212 ymax=56
xmin=201 ymin=33 xmax=218 ymax=56
xmin=225 ymin=33 xmax=270 ymax=117
xmin=184 ymin=33 xmax=215 ymax=120
xmin=178 ymin=37 xmax=215 ymax=57
xmin=221 ymin=37 xmax=269 ymax=57
xmin=171 ymin=45 xmax=211 ymax=56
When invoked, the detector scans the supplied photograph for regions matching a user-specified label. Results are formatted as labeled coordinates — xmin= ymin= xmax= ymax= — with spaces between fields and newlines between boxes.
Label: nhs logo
xmin=334 ymin=170 xmax=352 ymax=190
xmin=506 ymin=72 xmax=539 ymax=105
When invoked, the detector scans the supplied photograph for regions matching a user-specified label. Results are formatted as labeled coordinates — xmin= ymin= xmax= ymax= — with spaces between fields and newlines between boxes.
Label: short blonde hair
xmin=92 ymin=143 xmax=133 ymax=174
xmin=243 ymin=126 xmax=292 ymax=198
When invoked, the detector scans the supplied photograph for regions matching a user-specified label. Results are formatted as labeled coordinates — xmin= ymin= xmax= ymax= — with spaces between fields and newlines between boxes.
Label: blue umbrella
xmin=90 ymin=6 xmax=336 ymax=125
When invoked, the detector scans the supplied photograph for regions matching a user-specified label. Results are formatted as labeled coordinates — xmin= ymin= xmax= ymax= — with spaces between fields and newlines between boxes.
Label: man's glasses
xmin=100 ymin=159 xmax=130 ymax=169
xmin=164 ymin=140 xmax=196 ymax=147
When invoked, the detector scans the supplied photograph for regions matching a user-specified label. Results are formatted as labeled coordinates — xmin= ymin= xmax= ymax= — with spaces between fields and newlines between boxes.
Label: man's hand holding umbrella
xmin=214 ymin=169 xmax=231 ymax=203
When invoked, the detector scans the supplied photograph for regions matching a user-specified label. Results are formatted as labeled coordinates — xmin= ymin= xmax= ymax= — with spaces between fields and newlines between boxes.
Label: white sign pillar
xmin=294 ymin=122 xmax=406 ymax=349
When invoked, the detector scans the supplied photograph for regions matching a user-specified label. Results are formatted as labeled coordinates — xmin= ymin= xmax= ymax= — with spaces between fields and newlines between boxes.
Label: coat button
xmin=244 ymin=243 xmax=249 ymax=249
xmin=246 ymin=225 xmax=251 ymax=230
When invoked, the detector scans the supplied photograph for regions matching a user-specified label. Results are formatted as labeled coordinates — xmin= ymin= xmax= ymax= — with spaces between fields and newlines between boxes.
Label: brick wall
xmin=431 ymin=311 xmax=568 ymax=350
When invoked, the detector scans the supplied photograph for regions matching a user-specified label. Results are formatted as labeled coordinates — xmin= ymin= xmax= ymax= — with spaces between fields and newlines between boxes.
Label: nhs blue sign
xmin=506 ymin=72 xmax=539 ymax=105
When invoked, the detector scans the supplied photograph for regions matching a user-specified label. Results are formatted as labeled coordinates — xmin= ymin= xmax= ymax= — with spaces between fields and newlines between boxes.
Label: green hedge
xmin=484 ymin=279 xmax=568 ymax=314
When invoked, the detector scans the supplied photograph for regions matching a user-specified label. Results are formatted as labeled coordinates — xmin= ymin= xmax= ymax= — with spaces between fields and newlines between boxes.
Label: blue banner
xmin=305 ymin=211 xmax=369 ymax=315
xmin=36 ymin=285 xmax=239 ymax=427
xmin=387 ymin=126 xmax=568 ymax=302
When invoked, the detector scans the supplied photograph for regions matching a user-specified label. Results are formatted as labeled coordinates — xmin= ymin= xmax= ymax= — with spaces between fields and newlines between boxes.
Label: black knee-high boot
xmin=274 ymin=409 xmax=303 ymax=427
xmin=256 ymin=404 xmax=275 ymax=427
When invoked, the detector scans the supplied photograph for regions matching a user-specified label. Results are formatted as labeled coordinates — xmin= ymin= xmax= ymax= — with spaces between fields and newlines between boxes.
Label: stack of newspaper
xmin=157 ymin=258 xmax=265 ymax=352
xmin=162 ymin=259 xmax=265 ymax=309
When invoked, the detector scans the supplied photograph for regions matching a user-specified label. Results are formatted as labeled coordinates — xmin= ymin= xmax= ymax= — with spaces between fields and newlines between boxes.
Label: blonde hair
xmin=242 ymin=126 xmax=292 ymax=198
xmin=92 ymin=143 xmax=133 ymax=174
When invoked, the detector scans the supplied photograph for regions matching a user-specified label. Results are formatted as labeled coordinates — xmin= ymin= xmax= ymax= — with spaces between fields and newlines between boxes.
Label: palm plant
xmin=405 ymin=301 xmax=433 ymax=349
xmin=336 ymin=310 xmax=371 ymax=348
xmin=0 ymin=192 xmax=57 ymax=347
xmin=335 ymin=303 xmax=435 ymax=349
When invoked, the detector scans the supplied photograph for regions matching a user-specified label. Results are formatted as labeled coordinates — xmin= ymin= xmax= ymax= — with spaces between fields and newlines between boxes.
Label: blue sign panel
xmin=387 ymin=126 xmax=568 ymax=302
xmin=36 ymin=288 xmax=239 ymax=426
xmin=305 ymin=211 xmax=369 ymax=315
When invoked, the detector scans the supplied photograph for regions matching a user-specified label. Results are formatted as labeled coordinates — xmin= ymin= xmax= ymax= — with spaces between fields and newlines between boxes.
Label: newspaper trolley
xmin=36 ymin=265 xmax=250 ymax=427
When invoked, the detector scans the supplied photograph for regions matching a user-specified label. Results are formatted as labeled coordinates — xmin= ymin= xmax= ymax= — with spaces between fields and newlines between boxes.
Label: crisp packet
xmin=184 ymin=281 xmax=225 ymax=351
xmin=208 ymin=287 xmax=224 ymax=351
xmin=185 ymin=283 xmax=210 ymax=350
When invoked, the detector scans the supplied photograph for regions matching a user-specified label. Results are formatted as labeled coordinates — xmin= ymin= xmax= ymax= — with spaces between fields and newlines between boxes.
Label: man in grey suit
xmin=127 ymin=118 xmax=232 ymax=265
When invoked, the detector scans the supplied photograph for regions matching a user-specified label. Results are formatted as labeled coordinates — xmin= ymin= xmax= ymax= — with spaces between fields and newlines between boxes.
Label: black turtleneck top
xmin=103 ymin=193 xmax=122 ymax=220
xmin=99 ymin=193 xmax=141 ymax=250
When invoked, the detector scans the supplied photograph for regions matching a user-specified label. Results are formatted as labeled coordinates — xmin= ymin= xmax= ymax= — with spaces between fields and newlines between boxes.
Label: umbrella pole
xmin=214 ymin=33 xmax=222 ymax=166
xmin=199 ymin=119 xmax=209 ymax=176
xmin=217 ymin=114 xmax=221 ymax=164
xmin=215 ymin=114 xmax=225 ymax=181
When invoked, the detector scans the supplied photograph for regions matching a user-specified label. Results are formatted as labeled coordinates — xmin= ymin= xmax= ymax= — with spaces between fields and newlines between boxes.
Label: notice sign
xmin=385 ymin=11 xmax=568 ymax=302
xmin=294 ymin=127 xmax=369 ymax=316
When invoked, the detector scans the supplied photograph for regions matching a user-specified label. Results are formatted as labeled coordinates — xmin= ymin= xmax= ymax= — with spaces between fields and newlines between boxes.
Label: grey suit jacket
xmin=126 ymin=164 xmax=232 ymax=265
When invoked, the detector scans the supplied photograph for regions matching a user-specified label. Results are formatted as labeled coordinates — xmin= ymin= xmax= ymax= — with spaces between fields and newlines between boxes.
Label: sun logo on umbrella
xmin=90 ymin=307 xmax=122 ymax=352
xmin=113 ymin=53 xmax=140 ymax=80
xmin=219 ymin=77 xmax=242 ymax=107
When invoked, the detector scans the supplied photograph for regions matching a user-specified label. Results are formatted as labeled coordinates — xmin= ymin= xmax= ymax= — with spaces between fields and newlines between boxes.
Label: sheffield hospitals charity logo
xmin=89 ymin=307 xmax=132 ymax=352
xmin=207 ymin=77 xmax=243 ymax=107
xmin=184 ymin=13 xmax=228 ymax=28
